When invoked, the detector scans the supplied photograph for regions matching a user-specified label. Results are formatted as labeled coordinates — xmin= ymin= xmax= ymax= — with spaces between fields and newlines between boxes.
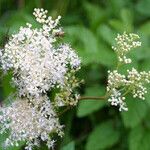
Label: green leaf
xmin=97 ymin=43 xmax=116 ymax=67
xmin=61 ymin=141 xmax=75 ymax=150
xmin=121 ymin=96 xmax=148 ymax=128
xmin=129 ymin=125 xmax=150 ymax=150
xmin=136 ymin=0 xmax=150 ymax=16
xmin=109 ymin=19 xmax=125 ymax=32
xmin=65 ymin=26 xmax=116 ymax=66
xmin=129 ymin=125 xmax=144 ymax=150
xmin=138 ymin=131 xmax=150 ymax=150
xmin=86 ymin=121 xmax=120 ymax=150
xmin=97 ymin=25 xmax=116 ymax=45
xmin=108 ymin=0 xmax=126 ymax=16
xmin=77 ymin=86 xmax=106 ymax=117
xmin=83 ymin=2 xmax=107 ymax=29
xmin=139 ymin=21 xmax=150 ymax=36
xmin=2 ymin=73 xmax=15 ymax=99
xmin=109 ymin=9 xmax=133 ymax=32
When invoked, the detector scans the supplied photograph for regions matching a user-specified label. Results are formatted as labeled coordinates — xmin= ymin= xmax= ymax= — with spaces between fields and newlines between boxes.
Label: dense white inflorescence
xmin=1 ymin=10 xmax=80 ymax=97
xmin=0 ymin=96 xmax=63 ymax=150
xmin=0 ymin=8 xmax=81 ymax=150
xmin=107 ymin=33 xmax=150 ymax=111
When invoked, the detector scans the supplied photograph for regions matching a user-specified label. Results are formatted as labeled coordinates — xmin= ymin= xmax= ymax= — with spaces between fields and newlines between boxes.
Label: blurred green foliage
xmin=0 ymin=0 xmax=150 ymax=150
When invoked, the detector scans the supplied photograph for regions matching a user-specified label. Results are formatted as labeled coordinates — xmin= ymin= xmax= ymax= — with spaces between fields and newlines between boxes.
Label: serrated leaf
xmin=77 ymin=86 xmax=106 ymax=117
xmin=61 ymin=141 xmax=75 ymax=150
xmin=121 ymin=96 xmax=148 ymax=128
xmin=86 ymin=121 xmax=120 ymax=150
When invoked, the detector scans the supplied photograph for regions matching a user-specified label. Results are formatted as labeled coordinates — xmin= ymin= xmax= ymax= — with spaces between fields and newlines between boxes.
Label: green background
xmin=0 ymin=0 xmax=150 ymax=149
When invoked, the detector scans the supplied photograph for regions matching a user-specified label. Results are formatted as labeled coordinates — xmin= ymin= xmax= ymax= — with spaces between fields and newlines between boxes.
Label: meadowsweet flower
xmin=0 ymin=8 xmax=81 ymax=150
xmin=112 ymin=32 xmax=141 ymax=64
xmin=1 ymin=9 xmax=80 ymax=97
xmin=0 ymin=96 xmax=63 ymax=150
xmin=107 ymin=70 xmax=128 ymax=111
xmin=107 ymin=32 xmax=150 ymax=111
xmin=107 ymin=68 xmax=150 ymax=111
xmin=127 ymin=68 xmax=150 ymax=100
xmin=107 ymin=70 xmax=126 ymax=91
xmin=108 ymin=89 xmax=128 ymax=111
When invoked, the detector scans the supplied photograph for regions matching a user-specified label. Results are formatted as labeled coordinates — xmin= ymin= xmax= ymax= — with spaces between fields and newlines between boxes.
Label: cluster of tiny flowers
xmin=127 ymin=68 xmax=150 ymax=100
xmin=1 ymin=10 xmax=80 ymax=97
xmin=0 ymin=8 xmax=81 ymax=149
xmin=0 ymin=96 xmax=63 ymax=150
xmin=112 ymin=32 xmax=141 ymax=64
xmin=107 ymin=32 xmax=150 ymax=111
xmin=108 ymin=89 xmax=127 ymax=111
xmin=107 ymin=68 xmax=150 ymax=111
xmin=107 ymin=70 xmax=128 ymax=111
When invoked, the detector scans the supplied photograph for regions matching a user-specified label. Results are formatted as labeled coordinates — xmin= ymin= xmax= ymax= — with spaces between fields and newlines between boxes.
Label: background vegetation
xmin=0 ymin=0 xmax=150 ymax=149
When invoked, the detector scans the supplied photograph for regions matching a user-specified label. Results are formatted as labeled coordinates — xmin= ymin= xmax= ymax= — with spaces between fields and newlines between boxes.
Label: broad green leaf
xmin=109 ymin=19 xmax=125 ymax=32
xmin=65 ymin=26 xmax=116 ymax=66
xmin=139 ymin=21 xmax=150 ymax=36
xmin=97 ymin=25 xmax=116 ymax=46
xmin=108 ymin=0 xmax=126 ymax=16
xmin=109 ymin=9 xmax=133 ymax=32
xmin=129 ymin=125 xmax=144 ymax=150
xmin=129 ymin=125 xmax=150 ymax=150
xmin=138 ymin=131 xmax=150 ymax=150
xmin=121 ymin=96 xmax=148 ymax=128
xmin=136 ymin=0 xmax=150 ymax=16
xmin=61 ymin=141 xmax=75 ymax=150
xmin=97 ymin=43 xmax=116 ymax=67
xmin=77 ymin=86 xmax=106 ymax=117
xmin=86 ymin=121 xmax=120 ymax=150
xmin=83 ymin=2 xmax=107 ymax=29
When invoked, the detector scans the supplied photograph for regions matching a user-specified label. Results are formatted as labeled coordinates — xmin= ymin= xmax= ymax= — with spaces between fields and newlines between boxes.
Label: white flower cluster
xmin=127 ymin=68 xmax=150 ymax=100
xmin=1 ymin=11 xmax=80 ymax=97
xmin=107 ymin=70 xmax=128 ymax=111
xmin=107 ymin=32 xmax=150 ymax=111
xmin=107 ymin=68 xmax=150 ymax=111
xmin=108 ymin=89 xmax=127 ymax=111
xmin=0 ymin=96 xmax=63 ymax=150
xmin=0 ymin=8 xmax=81 ymax=149
xmin=112 ymin=32 xmax=141 ymax=64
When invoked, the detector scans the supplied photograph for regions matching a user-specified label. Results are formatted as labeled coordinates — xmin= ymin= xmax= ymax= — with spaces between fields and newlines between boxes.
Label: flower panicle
xmin=107 ymin=32 xmax=150 ymax=111
xmin=0 ymin=8 xmax=81 ymax=150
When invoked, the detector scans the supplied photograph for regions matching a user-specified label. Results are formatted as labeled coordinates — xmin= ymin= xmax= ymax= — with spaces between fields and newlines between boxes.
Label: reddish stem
xmin=78 ymin=96 xmax=106 ymax=100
